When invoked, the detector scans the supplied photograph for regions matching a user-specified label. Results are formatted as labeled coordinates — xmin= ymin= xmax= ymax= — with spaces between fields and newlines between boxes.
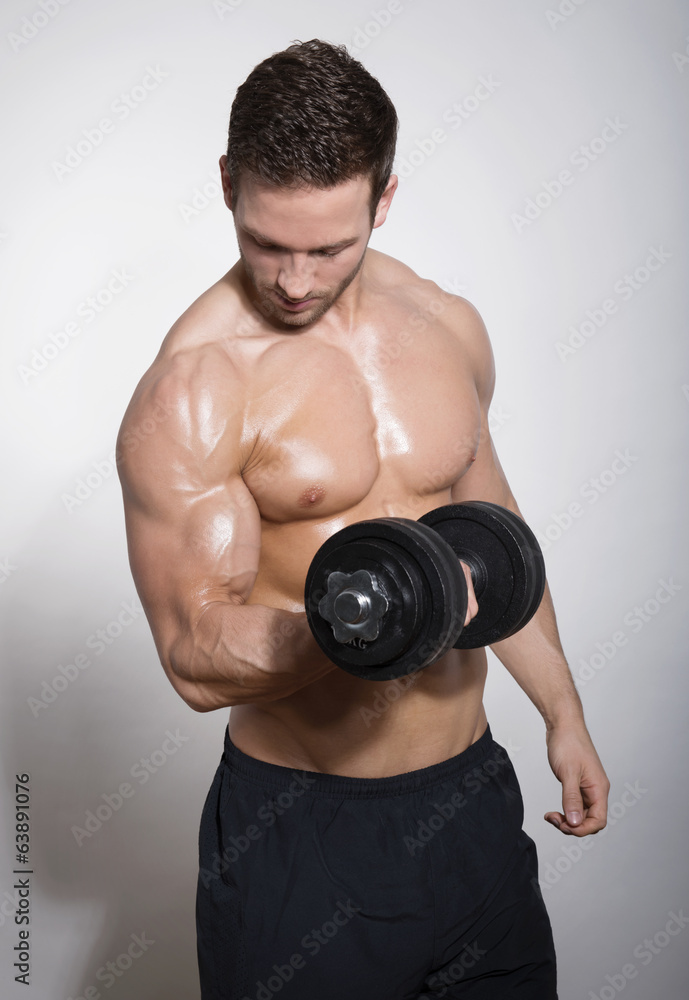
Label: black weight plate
xmin=391 ymin=518 xmax=467 ymax=675
xmin=419 ymin=502 xmax=544 ymax=647
xmin=305 ymin=518 xmax=465 ymax=681
xmin=484 ymin=504 xmax=546 ymax=634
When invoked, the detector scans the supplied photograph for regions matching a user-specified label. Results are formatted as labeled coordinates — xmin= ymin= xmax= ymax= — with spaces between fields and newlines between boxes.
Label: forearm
xmin=490 ymin=582 xmax=584 ymax=731
xmin=165 ymin=601 xmax=335 ymax=711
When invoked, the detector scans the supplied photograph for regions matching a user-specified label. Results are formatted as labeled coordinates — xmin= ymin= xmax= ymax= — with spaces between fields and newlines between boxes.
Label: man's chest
xmin=238 ymin=324 xmax=482 ymax=523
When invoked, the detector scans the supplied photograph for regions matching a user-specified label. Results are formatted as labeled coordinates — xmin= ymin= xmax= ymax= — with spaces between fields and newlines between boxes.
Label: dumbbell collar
xmin=318 ymin=569 xmax=389 ymax=644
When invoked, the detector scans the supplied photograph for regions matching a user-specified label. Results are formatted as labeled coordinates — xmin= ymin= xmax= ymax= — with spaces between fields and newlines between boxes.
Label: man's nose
xmin=277 ymin=254 xmax=314 ymax=300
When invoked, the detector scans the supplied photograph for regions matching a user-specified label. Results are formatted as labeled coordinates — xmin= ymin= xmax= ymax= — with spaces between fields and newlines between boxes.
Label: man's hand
xmin=459 ymin=561 xmax=479 ymax=626
xmin=544 ymin=723 xmax=610 ymax=836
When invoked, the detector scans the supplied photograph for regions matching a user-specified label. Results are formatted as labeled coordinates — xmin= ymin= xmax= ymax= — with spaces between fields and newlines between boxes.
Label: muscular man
xmin=118 ymin=40 xmax=609 ymax=999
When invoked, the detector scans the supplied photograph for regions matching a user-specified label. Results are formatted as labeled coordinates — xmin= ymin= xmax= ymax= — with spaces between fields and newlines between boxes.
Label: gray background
xmin=1 ymin=0 xmax=688 ymax=997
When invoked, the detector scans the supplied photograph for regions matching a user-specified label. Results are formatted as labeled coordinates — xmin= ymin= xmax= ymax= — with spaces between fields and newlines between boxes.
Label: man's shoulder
xmin=128 ymin=341 xmax=241 ymax=420
xmin=118 ymin=278 xmax=251 ymax=469
xmin=368 ymin=250 xmax=491 ymax=344
xmin=369 ymin=251 xmax=495 ymax=404
xmin=132 ymin=271 xmax=253 ymax=405
xmin=160 ymin=267 xmax=254 ymax=359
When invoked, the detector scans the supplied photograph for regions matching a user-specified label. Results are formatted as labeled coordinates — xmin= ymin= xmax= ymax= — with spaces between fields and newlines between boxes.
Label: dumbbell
xmin=304 ymin=501 xmax=546 ymax=681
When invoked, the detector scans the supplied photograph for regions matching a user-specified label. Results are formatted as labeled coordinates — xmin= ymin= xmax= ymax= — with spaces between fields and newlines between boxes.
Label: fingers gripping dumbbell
xmin=304 ymin=502 xmax=546 ymax=681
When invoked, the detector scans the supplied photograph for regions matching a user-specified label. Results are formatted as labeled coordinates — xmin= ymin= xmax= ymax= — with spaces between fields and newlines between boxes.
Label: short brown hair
xmin=226 ymin=39 xmax=398 ymax=216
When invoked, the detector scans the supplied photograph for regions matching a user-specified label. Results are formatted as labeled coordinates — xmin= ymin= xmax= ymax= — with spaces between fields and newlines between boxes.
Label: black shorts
xmin=196 ymin=725 xmax=557 ymax=999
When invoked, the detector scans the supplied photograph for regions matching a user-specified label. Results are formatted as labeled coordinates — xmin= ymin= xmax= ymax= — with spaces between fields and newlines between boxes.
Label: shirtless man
xmin=118 ymin=39 xmax=609 ymax=1000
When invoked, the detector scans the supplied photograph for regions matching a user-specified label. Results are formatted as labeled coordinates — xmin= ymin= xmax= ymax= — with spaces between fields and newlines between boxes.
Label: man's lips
xmin=274 ymin=292 xmax=317 ymax=312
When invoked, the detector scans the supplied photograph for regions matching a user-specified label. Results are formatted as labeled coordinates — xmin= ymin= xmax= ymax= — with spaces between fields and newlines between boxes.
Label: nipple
xmin=298 ymin=484 xmax=326 ymax=508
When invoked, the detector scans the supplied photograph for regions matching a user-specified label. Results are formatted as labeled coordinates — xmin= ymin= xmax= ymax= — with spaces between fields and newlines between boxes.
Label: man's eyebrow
xmin=243 ymin=226 xmax=358 ymax=252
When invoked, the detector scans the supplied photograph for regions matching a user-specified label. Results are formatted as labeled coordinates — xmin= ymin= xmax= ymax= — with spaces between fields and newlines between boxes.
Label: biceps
xmin=125 ymin=476 xmax=262 ymax=628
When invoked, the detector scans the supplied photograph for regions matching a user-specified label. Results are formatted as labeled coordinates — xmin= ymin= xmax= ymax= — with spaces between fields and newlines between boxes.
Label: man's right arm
xmin=116 ymin=347 xmax=335 ymax=712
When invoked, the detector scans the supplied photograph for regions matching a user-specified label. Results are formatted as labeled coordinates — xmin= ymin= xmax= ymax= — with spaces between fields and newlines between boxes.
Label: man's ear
xmin=219 ymin=154 xmax=234 ymax=211
xmin=372 ymin=174 xmax=398 ymax=229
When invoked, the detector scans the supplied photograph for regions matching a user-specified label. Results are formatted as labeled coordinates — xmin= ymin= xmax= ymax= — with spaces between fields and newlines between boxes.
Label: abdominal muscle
xmin=229 ymin=652 xmax=489 ymax=778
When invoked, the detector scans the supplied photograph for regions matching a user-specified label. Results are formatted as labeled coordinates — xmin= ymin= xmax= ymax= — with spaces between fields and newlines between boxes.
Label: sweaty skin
xmin=118 ymin=168 xmax=609 ymax=833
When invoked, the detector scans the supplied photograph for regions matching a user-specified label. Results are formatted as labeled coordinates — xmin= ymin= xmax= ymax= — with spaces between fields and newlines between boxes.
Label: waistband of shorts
xmin=221 ymin=724 xmax=503 ymax=799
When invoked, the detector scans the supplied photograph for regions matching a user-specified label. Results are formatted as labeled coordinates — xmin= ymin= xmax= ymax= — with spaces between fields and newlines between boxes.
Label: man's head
xmin=224 ymin=39 xmax=398 ymax=220
xmin=220 ymin=39 xmax=399 ymax=328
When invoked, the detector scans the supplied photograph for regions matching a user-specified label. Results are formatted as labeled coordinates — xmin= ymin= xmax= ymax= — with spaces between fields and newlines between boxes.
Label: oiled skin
xmin=118 ymin=172 xmax=609 ymax=832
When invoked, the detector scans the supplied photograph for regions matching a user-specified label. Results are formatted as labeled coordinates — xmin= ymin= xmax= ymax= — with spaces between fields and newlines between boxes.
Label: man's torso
xmin=156 ymin=249 xmax=490 ymax=775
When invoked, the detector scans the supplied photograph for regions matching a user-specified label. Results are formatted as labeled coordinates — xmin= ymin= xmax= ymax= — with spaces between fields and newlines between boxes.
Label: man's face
xmin=225 ymin=170 xmax=393 ymax=328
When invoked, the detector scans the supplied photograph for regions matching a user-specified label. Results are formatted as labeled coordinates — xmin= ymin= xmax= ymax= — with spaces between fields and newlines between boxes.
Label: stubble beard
xmin=239 ymin=244 xmax=369 ymax=329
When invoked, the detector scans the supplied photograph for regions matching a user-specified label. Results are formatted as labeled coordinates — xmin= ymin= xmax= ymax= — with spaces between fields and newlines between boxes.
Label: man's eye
xmin=318 ymin=249 xmax=341 ymax=258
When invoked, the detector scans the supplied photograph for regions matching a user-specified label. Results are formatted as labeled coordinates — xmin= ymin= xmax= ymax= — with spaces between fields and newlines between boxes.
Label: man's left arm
xmin=448 ymin=298 xmax=610 ymax=837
